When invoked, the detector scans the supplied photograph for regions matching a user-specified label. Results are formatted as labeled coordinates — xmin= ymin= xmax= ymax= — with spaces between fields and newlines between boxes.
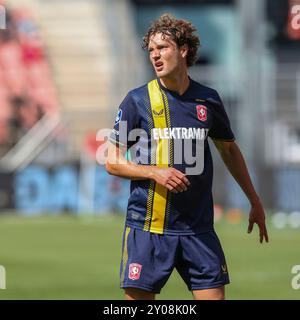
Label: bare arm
xmin=213 ymin=139 xmax=269 ymax=243
xmin=105 ymin=141 xmax=190 ymax=193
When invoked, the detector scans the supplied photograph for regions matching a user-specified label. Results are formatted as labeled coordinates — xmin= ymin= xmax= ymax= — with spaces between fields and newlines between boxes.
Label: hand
xmin=247 ymin=200 xmax=269 ymax=243
xmin=150 ymin=167 xmax=190 ymax=193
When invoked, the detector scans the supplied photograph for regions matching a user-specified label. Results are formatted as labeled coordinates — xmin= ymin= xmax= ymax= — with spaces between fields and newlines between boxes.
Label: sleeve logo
xmin=114 ymin=109 xmax=122 ymax=125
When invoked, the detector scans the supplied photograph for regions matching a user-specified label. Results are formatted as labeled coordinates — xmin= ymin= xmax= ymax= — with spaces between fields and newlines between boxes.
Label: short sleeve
xmin=109 ymin=92 xmax=139 ymax=148
xmin=207 ymin=92 xmax=235 ymax=141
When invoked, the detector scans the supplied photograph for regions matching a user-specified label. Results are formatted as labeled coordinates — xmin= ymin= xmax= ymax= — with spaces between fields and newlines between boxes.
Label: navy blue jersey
xmin=109 ymin=78 xmax=235 ymax=235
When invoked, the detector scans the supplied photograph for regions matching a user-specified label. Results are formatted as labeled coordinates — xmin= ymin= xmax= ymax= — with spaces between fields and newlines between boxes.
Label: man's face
xmin=148 ymin=33 xmax=187 ymax=78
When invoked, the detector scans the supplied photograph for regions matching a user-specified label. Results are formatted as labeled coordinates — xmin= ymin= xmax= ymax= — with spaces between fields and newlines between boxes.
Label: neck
xmin=159 ymin=71 xmax=190 ymax=95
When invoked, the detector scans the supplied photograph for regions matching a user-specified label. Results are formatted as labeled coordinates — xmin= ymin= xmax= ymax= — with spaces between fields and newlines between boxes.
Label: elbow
xmin=218 ymin=144 xmax=235 ymax=160
xmin=105 ymin=161 xmax=116 ymax=175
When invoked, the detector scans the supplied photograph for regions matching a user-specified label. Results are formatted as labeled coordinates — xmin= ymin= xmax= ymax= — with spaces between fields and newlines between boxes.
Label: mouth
xmin=154 ymin=61 xmax=164 ymax=71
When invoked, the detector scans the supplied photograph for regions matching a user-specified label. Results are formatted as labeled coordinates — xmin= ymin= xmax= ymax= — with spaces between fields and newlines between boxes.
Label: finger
xmin=260 ymin=230 xmax=263 ymax=243
xmin=178 ymin=175 xmax=190 ymax=188
xmin=263 ymin=225 xmax=269 ymax=243
xmin=168 ymin=178 xmax=185 ymax=192
xmin=259 ymin=224 xmax=268 ymax=243
xmin=258 ymin=223 xmax=269 ymax=243
xmin=171 ymin=176 xmax=187 ymax=191
xmin=174 ymin=170 xmax=191 ymax=186
xmin=247 ymin=220 xmax=254 ymax=233
xmin=165 ymin=183 xmax=178 ymax=193
xmin=181 ymin=176 xmax=191 ymax=187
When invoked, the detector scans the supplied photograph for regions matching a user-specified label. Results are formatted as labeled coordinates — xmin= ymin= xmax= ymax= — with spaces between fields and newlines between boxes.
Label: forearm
xmin=214 ymin=141 xmax=268 ymax=242
xmin=105 ymin=141 xmax=161 ymax=181
xmin=105 ymin=142 xmax=190 ymax=192
xmin=219 ymin=143 xmax=260 ymax=205
xmin=106 ymin=160 xmax=155 ymax=181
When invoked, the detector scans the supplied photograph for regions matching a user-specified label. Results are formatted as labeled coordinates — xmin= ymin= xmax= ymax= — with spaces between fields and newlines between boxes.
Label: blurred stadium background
xmin=0 ymin=0 xmax=300 ymax=299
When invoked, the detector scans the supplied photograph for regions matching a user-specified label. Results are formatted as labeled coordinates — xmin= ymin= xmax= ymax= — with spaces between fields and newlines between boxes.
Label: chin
xmin=156 ymin=70 xmax=170 ymax=78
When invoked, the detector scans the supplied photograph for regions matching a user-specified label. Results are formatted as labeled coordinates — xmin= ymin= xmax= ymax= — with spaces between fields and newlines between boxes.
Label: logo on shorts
xmin=196 ymin=105 xmax=207 ymax=122
xmin=129 ymin=263 xmax=142 ymax=280
xmin=221 ymin=264 xmax=227 ymax=274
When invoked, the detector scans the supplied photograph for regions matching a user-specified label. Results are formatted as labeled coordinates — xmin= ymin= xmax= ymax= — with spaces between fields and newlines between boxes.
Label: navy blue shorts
xmin=119 ymin=227 xmax=230 ymax=294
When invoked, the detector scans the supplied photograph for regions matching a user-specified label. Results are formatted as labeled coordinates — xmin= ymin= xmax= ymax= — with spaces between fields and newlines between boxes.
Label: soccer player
xmin=105 ymin=14 xmax=268 ymax=300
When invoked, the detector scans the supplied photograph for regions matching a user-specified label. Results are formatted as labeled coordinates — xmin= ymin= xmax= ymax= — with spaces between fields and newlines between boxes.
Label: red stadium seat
xmin=0 ymin=41 xmax=27 ymax=96
xmin=0 ymin=5 xmax=60 ymax=148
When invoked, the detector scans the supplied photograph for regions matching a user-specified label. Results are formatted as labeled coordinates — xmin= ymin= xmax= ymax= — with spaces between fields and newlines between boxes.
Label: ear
xmin=180 ymin=44 xmax=189 ymax=58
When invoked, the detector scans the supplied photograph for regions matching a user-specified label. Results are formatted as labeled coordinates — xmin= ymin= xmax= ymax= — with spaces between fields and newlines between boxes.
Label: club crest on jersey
xmin=129 ymin=263 xmax=142 ymax=280
xmin=196 ymin=105 xmax=207 ymax=121
xmin=114 ymin=109 xmax=122 ymax=125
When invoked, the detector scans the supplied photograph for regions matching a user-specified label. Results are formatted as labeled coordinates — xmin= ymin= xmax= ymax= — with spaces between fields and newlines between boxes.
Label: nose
xmin=151 ymin=49 xmax=160 ymax=60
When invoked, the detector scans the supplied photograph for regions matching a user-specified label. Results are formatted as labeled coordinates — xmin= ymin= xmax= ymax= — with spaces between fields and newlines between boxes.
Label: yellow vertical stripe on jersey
xmin=144 ymin=181 xmax=154 ymax=231
xmin=146 ymin=79 xmax=169 ymax=234
xmin=120 ymin=227 xmax=130 ymax=285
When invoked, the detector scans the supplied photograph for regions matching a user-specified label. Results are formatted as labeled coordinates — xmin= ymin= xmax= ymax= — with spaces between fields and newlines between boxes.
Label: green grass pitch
xmin=0 ymin=213 xmax=299 ymax=300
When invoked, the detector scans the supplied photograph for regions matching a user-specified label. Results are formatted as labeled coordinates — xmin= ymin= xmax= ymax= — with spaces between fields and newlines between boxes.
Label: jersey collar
xmin=157 ymin=77 xmax=194 ymax=99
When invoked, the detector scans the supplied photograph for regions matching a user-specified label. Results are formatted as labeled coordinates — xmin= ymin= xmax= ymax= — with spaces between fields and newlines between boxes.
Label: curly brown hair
xmin=142 ymin=13 xmax=200 ymax=67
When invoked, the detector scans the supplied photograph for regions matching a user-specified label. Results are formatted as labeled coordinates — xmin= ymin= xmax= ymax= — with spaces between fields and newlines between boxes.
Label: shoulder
xmin=127 ymin=83 xmax=148 ymax=102
xmin=120 ymin=84 xmax=148 ymax=117
xmin=119 ymin=85 xmax=147 ymax=109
